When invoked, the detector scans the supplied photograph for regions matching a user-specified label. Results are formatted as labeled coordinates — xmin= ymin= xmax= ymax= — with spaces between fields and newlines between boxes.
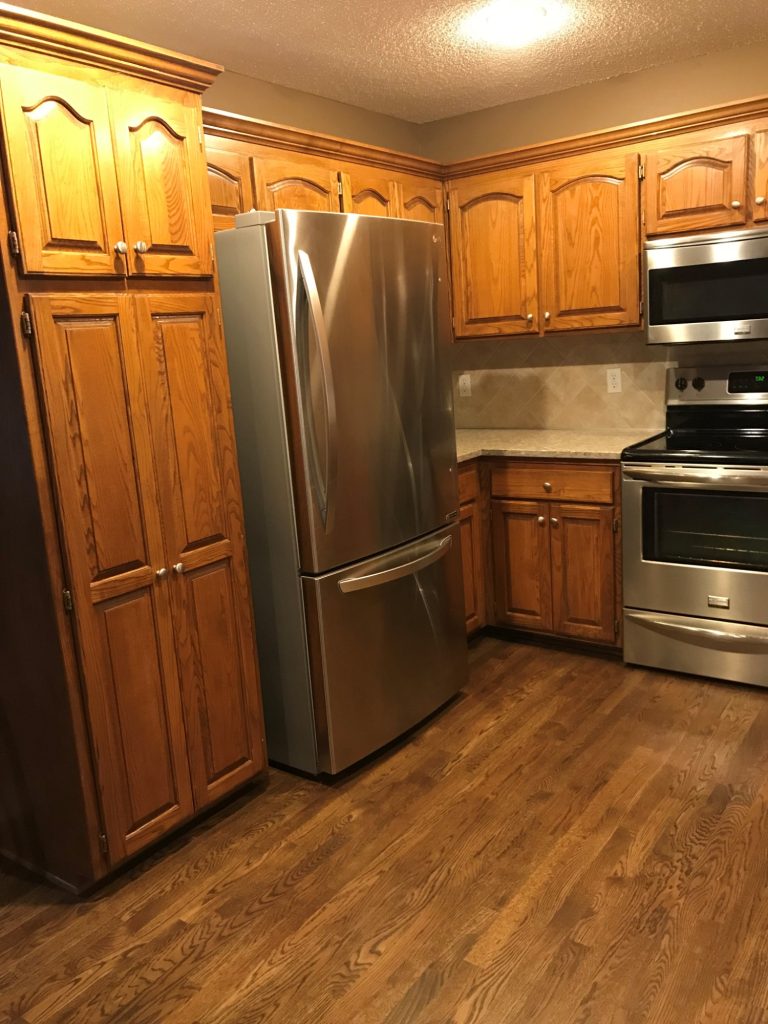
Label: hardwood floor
xmin=3 ymin=636 xmax=768 ymax=1023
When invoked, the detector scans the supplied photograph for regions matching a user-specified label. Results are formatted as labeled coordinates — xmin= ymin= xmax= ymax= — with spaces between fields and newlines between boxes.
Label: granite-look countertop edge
xmin=455 ymin=428 xmax=659 ymax=463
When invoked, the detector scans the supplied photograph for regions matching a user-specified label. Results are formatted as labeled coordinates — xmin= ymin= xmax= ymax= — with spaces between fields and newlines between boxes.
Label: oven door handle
xmin=622 ymin=466 xmax=768 ymax=492
xmin=626 ymin=611 xmax=768 ymax=654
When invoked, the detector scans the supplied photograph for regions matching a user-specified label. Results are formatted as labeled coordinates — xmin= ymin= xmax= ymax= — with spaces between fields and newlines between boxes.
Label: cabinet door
xmin=550 ymin=503 xmax=616 ymax=644
xmin=205 ymin=140 xmax=255 ymax=231
xmin=135 ymin=293 xmax=266 ymax=808
xmin=398 ymin=174 xmax=444 ymax=224
xmin=340 ymin=167 xmax=401 ymax=217
xmin=538 ymin=153 xmax=640 ymax=332
xmin=459 ymin=499 xmax=486 ymax=634
xmin=754 ymin=130 xmax=768 ymax=224
xmin=491 ymin=499 xmax=552 ymax=632
xmin=645 ymin=134 xmax=748 ymax=235
xmin=0 ymin=65 xmax=125 ymax=275
xmin=253 ymin=150 xmax=340 ymax=212
xmin=29 ymin=294 xmax=193 ymax=863
xmin=447 ymin=172 xmax=538 ymax=338
xmin=111 ymin=89 xmax=213 ymax=276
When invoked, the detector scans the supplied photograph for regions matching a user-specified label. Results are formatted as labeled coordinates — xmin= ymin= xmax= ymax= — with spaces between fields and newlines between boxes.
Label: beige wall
xmin=205 ymin=70 xmax=425 ymax=155
xmin=421 ymin=41 xmax=768 ymax=163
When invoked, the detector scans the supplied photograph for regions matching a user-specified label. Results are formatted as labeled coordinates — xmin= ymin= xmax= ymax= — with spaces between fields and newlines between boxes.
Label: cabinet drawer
xmin=458 ymin=462 xmax=480 ymax=504
xmin=491 ymin=462 xmax=614 ymax=504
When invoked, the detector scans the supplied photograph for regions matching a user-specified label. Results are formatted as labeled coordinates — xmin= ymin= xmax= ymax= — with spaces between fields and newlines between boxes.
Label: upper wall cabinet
xmin=644 ymin=133 xmax=749 ymax=235
xmin=537 ymin=153 xmax=641 ymax=332
xmin=0 ymin=64 xmax=125 ymax=275
xmin=253 ymin=149 xmax=341 ymax=213
xmin=754 ymin=130 xmax=768 ymax=225
xmin=398 ymin=174 xmax=443 ymax=224
xmin=111 ymin=89 xmax=214 ymax=276
xmin=0 ymin=64 xmax=214 ymax=276
xmin=340 ymin=167 xmax=402 ymax=217
xmin=447 ymin=171 xmax=538 ymax=338
xmin=205 ymin=142 xmax=255 ymax=231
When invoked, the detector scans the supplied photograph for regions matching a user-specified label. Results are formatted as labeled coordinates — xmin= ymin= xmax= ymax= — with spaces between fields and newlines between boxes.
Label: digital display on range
xmin=729 ymin=370 xmax=768 ymax=393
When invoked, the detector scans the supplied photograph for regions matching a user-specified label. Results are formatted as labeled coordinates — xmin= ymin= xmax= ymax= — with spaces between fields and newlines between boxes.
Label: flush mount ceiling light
xmin=460 ymin=0 xmax=572 ymax=48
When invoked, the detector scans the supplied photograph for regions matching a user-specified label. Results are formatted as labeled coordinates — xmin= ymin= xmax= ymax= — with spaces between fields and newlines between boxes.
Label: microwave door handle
xmin=338 ymin=535 xmax=452 ymax=593
xmin=623 ymin=467 xmax=768 ymax=491
xmin=297 ymin=249 xmax=338 ymax=531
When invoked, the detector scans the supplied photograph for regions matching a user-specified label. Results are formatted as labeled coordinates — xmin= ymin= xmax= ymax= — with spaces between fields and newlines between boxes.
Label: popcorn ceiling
xmin=22 ymin=0 xmax=768 ymax=123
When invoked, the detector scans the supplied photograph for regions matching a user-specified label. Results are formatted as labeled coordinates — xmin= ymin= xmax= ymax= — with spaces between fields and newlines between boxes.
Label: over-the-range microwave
xmin=645 ymin=227 xmax=768 ymax=345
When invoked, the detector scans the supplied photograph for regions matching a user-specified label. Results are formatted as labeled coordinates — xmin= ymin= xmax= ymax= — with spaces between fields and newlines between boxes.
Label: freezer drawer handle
xmin=338 ymin=535 xmax=452 ymax=593
xmin=297 ymin=249 xmax=338 ymax=531
xmin=625 ymin=610 xmax=768 ymax=653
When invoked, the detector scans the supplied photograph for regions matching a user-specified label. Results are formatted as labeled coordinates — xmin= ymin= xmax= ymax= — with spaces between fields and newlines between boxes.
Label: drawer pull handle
xmin=543 ymin=481 xmax=552 ymax=492
xmin=537 ymin=515 xmax=546 ymax=525
xmin=550 ymin=517 xmax=559 ymax=527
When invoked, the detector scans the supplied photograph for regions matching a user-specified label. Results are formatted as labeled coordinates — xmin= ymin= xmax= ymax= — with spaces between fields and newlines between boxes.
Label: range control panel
xmin=667 ymin=366 xmax=768 ymax=405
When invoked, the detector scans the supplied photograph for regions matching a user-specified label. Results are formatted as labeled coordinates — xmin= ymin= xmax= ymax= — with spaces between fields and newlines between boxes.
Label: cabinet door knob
xmin=155 ymin=567 xmax=168 ymax=579
xmin=550 ymin=517 xmax=559 ymax=526
xmin=756 ymin=196 xmax=766 ymax=206
xmin=537 ymin=515 xmax=546 ymax=525
xmin=544 ymin=311 xmax=551 ymax=322
xmin=114 ymin=240 xmax=128 ymax=255
xmin=133 ymin=240 xmax=149 ymax=254
xmin=526 ymin=313 xmax=534 ymax=323
xmin=173 ymin=562 xmax=185 ymax=574
xmin=731 ymin=200 xmax=742 ymax=209
xmin=543 ymin=481 xmax=552 ymax=492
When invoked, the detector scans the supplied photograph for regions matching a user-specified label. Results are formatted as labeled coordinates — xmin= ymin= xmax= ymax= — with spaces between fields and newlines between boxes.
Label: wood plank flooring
xmin=3 ymin=637 xmax=768 ymax=1023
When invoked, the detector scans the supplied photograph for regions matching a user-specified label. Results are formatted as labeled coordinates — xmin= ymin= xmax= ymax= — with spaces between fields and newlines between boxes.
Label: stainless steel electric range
xmin=621 ymin=365 xmax=768 ymax=687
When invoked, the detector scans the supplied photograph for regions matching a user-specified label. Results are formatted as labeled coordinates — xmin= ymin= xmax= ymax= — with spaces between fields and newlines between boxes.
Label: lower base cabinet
xmin=458 ymin=458 xmax=621 ymax=647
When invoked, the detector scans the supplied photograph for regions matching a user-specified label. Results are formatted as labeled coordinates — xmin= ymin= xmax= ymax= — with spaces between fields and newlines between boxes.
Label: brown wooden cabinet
xmin=447 ymin=171 xmax=538 ymax=338
xmin=537 ymin=153 xmax=641 ymax=332
xmin=340 ymin=166 xmax=401 ymax=217
xmin=490 ymin=460 xmax=620 ymax=645
xmin=398 ymin=174 xmax=443 ymax=224
xmin=253 ymin=149 xmax=341 ymax=213
xmin=754 ymin=130 xmax=768 ymax=224
xmin=0 ymin=9 xmax=266 ymax=892
xmin=644 ymin=133 xmax=749 ymax=235
xmin=0 ymin=64 xmax=214 ymax=277
xmin=458 ymin=462 xmax=486 ymax=634
xmin=205 ymin=142 xmax=255 ymax=231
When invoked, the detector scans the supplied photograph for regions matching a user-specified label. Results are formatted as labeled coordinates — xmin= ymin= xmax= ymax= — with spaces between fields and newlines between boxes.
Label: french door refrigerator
xmin=216 ymin=209 xmax=467 ymax=775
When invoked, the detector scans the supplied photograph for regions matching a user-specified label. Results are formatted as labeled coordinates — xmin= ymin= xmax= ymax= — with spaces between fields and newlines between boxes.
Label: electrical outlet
xmin=458 ymin=373 xmax=472 ymax=398
xmin=606 ymin=368 xmax=622 ymax=394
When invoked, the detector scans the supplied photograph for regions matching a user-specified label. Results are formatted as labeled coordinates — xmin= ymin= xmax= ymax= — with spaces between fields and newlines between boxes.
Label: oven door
xmin=623 ymin=464 xmax=768 ymax=624
xmin=645 ymin=230 xmax=768 ymax=344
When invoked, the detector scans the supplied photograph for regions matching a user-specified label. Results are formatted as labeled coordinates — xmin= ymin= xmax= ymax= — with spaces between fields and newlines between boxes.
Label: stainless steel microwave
xmin=645 ymin=227 xmax=768 ymax=345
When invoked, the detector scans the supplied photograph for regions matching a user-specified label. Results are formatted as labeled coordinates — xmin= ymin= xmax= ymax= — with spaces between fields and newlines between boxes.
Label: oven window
xmin=643 ymin=488 xmax=768 ymax=570
xmin=648 ymin=258 xmax=768 ymax=325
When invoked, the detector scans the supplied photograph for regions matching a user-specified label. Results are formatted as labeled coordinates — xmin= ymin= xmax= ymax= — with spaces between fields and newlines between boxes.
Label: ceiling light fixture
xmin=460 ymin=0 xmax=572 ymax=49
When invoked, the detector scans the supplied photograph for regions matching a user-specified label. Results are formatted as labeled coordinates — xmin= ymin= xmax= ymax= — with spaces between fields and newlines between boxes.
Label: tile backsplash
xmin=451 ymin=333 xmax=768 ymax=432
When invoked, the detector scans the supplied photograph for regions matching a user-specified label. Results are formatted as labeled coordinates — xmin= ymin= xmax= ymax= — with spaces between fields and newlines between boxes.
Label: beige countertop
xmin=455 ymin=428 xmax=658 ymax=462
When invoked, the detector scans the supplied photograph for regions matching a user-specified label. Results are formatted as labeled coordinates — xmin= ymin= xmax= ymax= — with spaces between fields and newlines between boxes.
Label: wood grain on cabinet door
xmin=398 ymin=175 xmax=444 ymax=224
xmin=550 ymin=503 xmax=615 ymax=643
xmin=0 ymin=65 xmax=125 ymax=275
xmin=459 ymin=499 xmax=486 ymax=634
xmin=111 ymin=90 xmax=213 ymax=276
xmin=644 ymin=134 xmax=749 ymax=235
xmin=447 ymin=172 xmax=538 ymax=338
xmin=340 ymin=168 xmax=401 ymax=217
xmin=253 ymin=151 xmax=340 ymax=212
xmin=135 ymin=293 xmax=266 ymax=808
xmin=754 ymin=131 xmax=768 ymax=224
xmin=28 ymin=294 xmax=193 ymax=863
xmin=491 ymin=499 xmax=552 ymax=632
xmin=205 ymin=142 xmax=255 ymax=231
xmin=538 ymin=153 xmax=640 ymax=332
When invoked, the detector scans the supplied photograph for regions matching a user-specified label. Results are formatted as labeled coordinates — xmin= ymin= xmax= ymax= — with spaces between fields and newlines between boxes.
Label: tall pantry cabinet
xmin=0 ymin=6 xmax=266 ymax=891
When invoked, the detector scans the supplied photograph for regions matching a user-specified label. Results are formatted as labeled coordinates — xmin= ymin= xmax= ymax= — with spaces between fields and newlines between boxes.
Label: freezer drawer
xmin=303 ymin=524 xmax=467 ymax=773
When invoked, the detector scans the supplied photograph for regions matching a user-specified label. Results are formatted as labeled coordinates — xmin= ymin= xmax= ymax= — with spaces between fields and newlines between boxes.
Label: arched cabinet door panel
xmin=111 ymin=89 xmax=214 ymax=276
xmin=0 ymin=64 xmax=125 ymax=275
xmin=205 ymin=142 xmax=255 ymax=231
xmin=447 ymin=171 xmax=538 ymax=338
xmin=752 ymin=130 xmax=768 ymax=225
xmin=253 ymin=150 xmax=340 ymax=213
xmin=645 ymin=134 xmax=749 ymax=235
xmin=340 ymin=168 xmax=401 ymax=218
xmin=398 ymin=175 xmax=443 ymax=224
xmin=538 ymin=153 xmax=640 ymax=332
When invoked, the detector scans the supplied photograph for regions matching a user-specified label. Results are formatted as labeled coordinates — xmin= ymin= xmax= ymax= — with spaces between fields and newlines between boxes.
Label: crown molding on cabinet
xmin=203 ymin=107 xmax=442 ymax=177
xmin=0 ymin=2 xmax=222 ymax=92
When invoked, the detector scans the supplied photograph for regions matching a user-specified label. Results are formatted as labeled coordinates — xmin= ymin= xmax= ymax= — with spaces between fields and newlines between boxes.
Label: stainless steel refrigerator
xmin=215 ymin=209 xmax=467 ymax=775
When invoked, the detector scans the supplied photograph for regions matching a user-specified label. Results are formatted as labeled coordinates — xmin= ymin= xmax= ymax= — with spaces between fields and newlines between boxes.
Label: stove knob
xmin=675 ymin=376 xmax=688 ymax=392
xmin=692 ymin=376 xmax=705 ymax=391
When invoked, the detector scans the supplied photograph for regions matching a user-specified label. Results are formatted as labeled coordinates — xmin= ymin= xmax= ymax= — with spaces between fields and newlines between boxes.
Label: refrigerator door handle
xmin=338 ymin=535 xmax=452 ymax=593
xmin=297 ymin=249 xmax=338 ymax=531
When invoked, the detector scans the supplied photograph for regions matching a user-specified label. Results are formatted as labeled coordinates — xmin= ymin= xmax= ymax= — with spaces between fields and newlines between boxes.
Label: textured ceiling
xmin=16 ymin=0 xmax=768 ymax=122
